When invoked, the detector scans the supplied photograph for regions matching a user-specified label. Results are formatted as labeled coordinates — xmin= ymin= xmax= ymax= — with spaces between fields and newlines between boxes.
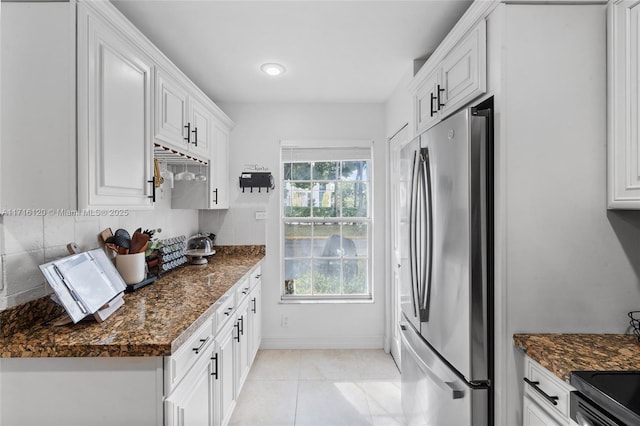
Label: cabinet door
xmin=235 ymin=299 xmax=251 ymax=393
xmin=440 ymin=19 xmax=487 ymax=118
xmin=523 ymin=395 xmax=565 ymax=426
xmin=155 ymin=69 xmax=189 ymax=151
xmin=188 ymin=97 xmax=212 ymax=160
xmin=209 ymin=122 xmax=230 ymax=209
xmin=248 ymin=281 xmax=262 ymax=364
xmin=77 ymin=4 xmax=154 ymax=209
xmin=215 ymin=319 xmax=237 ymax=426
xmin=165 ymin=348 xmax=214 ymax=426
xmin=414 ymin=66 xmax=441 ymax=134
xmin=608 ymin=0 xmax=640 ymax=208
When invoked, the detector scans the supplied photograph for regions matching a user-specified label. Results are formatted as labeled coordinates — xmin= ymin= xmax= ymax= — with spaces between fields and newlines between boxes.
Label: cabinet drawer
xmin=249 ymin=265 xmax=262 ymax=289
xmin=235 ymin=277 xmax=251 ymax=303
xmin=524 ymin=357 xmax=573 ymax=420
xmin=166 ymin=318 xmax=214 ymax=392
xmin=215 ymin=294 xmax=236 ymax=333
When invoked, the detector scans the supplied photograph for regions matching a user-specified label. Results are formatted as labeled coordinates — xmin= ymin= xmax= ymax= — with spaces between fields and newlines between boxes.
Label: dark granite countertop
xmin=514 ymin=333 xmax=640 ymax=382
xmin=0 ymin=246 xmax=264 ymax=358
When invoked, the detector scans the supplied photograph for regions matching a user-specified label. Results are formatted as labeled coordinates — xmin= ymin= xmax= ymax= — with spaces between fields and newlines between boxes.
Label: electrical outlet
xmin=281 ymin=315 xmax=289 ymax=328
xmin=255 ymin=211 xmax=267 ymax=220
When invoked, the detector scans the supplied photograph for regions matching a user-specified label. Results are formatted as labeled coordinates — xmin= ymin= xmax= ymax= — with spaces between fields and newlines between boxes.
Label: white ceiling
xmin=111 ymin=0 xmax=472 ymax=104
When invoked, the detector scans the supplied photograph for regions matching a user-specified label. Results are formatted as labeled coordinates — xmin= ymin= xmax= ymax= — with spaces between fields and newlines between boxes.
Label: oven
xmin=570 ymin=371 xmax=640 ymax=426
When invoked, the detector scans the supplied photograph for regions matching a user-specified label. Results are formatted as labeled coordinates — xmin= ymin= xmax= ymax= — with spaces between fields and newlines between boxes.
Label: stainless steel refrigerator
xmin=399 ymin=104 xmax=493 ymax=426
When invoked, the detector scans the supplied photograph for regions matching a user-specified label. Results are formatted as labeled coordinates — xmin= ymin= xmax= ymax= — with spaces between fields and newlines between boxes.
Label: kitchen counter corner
xmin=514 ymin=333 xmax=640 ymax=382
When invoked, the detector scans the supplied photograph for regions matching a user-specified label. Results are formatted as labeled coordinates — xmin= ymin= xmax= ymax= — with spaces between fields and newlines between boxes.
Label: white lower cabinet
xmin=167 ymin=264 xmax=263 ymax=426
xmin=523 ymin=395 xmax=563 ymax=426
xmin=235 ymin=297 xmax=251 ymax=391
xmin=213 ymin=317 xmax=237 ymax=426
xmin=248 ymin=280 xmax=262 ymax=364
xmin=523 ymin=356 xmax=574 ymax=426
xmin=165 ymin=340 xmax=215 ymax=426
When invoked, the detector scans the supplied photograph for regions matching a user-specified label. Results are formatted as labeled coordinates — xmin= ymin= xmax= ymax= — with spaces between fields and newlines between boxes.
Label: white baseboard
xmin=260 ymin=335 xmax=384 ymax=350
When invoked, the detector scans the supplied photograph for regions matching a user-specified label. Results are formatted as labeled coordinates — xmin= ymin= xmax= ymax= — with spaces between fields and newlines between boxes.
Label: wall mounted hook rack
xmin=239 ymin=172 xmax=274 ymax=193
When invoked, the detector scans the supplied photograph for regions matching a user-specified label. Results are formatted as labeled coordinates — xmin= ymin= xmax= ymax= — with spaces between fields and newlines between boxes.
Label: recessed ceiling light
xmin=260 ymin=63 xmax=286 ymax=77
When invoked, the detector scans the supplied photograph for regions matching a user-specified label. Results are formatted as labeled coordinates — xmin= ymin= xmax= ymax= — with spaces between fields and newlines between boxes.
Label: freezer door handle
xmin=401 ymin=326 xmax=466 ymax=400
xmin=444 ymin=381 xmax=466 ymax=399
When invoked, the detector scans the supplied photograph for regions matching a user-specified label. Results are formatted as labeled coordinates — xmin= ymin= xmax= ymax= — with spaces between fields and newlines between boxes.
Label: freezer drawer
xmin=401 ymin=321 xmax=488 ymax=426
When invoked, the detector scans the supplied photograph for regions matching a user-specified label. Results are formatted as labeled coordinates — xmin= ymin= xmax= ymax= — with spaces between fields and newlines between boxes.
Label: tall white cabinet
xmin=77 ymin=2 xmax=155 ymax=209
xmin=608 ymin=0 xmax=640 ymax=208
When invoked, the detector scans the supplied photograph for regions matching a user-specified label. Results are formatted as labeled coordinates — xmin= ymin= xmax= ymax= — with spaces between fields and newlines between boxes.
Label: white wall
xmin=0 ymin=184 xmax=199 ymax=310
xmin=385 ymin=67 xmax=413 ymax=140
xmin=498 ymin=4 xmax=640 ymax=424
xmin=200 ymin=103 xmax=387 ymax=348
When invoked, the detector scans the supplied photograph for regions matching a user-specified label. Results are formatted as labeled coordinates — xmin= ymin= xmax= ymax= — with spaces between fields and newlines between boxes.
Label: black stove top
xmin=571 ymin=371 xmax=640 ymax=425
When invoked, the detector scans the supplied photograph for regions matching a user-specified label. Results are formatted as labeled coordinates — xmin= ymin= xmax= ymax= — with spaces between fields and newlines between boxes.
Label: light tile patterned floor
xmin=229 ymin=349 xmax=403 ymax=426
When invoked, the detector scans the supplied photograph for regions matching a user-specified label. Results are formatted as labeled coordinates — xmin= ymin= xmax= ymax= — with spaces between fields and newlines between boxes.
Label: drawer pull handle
xmin=192 ymin=336 xmax=210 ymax=354
xmin=242 ymin=287 xmax=249 ymax=295
xmin=255 ymin=274 xmax=261 ymax=279
xmin=224 ymin=307 xmax=233 ymax=316
xmin=524 ymin=377 xmax=559 ymax=406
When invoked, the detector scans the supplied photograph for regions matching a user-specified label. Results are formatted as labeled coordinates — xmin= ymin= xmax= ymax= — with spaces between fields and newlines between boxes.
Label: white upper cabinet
xmin=412 ymin=19 xmax=487 ymax=135
xmin=440 ymin=21 xmax=486 ymax=117
xmin=77 ymin=2 xmax=155 ymax=209
xmin=608 ymin=0 xmax=640 ymax=208
xmin=155 ymin=69 xmax=190 ymax=152
xmin=154 ymin=68 xmax=216 ymax=161
xmin=188 ymin=96 xmax=214 ymax=159
xmin=209 ymin=121 xmax=231 ymax=209
xmin=414 ymin=67 xmax=441 ymax=134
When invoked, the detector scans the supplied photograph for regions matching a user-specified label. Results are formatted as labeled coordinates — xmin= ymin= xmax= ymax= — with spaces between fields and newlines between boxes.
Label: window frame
xmin=279 ymin=140 xmax=374 ymax=303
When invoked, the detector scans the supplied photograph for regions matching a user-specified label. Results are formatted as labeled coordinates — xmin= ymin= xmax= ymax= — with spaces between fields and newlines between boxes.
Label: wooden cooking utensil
xmin=129 ymin=232 xmax=150 ymax=254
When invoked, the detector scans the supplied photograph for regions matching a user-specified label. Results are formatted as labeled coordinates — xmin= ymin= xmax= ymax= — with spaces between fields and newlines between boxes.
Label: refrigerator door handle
xmin=418 ymin=148 xmax=434 ymax=322
xmin=408 ymin=150 xmax=420 ymax=318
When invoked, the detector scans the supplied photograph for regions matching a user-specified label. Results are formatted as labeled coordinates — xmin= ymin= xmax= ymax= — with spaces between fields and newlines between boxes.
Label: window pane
xmin=285 ymin=182 xmax=311 ymax=217
xmin=312 ymin=161 xmax=338 ymax=180
xmin=283 ymin=163 xmax=292 ymax=180
xmin=311 ymin=182 xmax=337 ymax=218
xmin=284 ymin=222 xmax=312 ymax=258
xmin=312 ymin=260 xmax=341 ymax=295
xmin=341 ymin=161 xmax=368 ymax=181
xmin=312 ymin=223 xmax=341 ymax=257
xmin=284 ymin=259 xmax=312 ymax=295
xmin=343 ymin=259 xmax=368 ymax=294
xmin=340 ymin=182 xmax=368 ymax=217
xmin=291 ymin=163 xmax=311 ymax=180
xmin=343 ymin=222 xmax=368 ymax=256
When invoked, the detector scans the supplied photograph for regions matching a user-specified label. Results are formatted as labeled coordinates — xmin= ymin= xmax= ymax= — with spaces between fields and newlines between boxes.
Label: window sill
xmin=279 ymin=297 xmax=374 ymax=304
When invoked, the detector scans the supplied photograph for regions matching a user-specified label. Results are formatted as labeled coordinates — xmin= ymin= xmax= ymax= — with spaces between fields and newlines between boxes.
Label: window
xmin=281 ymin=142 xmax=372 ymax=301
